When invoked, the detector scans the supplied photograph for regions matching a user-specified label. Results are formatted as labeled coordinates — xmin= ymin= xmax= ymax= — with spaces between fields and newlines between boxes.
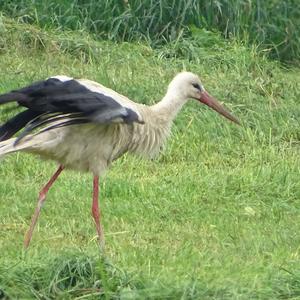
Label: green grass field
xmin=0 ymin=16 xmax=300 ymax=299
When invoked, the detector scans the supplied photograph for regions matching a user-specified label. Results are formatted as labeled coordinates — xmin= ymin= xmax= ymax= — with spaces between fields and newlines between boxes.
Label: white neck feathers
xmin=127 ymin=91 xmax=187 ymax=158
xmin=150 ymin=90 xmax=187 ymax=122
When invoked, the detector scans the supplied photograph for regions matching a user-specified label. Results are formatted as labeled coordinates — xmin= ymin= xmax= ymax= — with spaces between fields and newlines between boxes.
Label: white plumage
xmin=0 ymin=71 xmax=239 ymax=249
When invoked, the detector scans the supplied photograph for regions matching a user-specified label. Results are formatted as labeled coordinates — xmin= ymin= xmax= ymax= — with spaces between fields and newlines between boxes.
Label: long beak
xmin=198 ymin=91 xmax=240 ymax=125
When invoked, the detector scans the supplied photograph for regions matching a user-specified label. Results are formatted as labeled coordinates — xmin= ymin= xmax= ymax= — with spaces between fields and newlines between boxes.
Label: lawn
xmin=0 ymin=16 xmax=299 ymax=299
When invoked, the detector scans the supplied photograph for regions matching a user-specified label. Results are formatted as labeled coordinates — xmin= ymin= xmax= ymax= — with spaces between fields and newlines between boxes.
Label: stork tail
xmin=0 ymin=137 xmax=32 ymax=157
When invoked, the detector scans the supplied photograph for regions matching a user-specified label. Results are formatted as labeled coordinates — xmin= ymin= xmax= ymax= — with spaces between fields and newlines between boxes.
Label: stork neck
xmin=151 ymin=92 xmax=186 ymax=122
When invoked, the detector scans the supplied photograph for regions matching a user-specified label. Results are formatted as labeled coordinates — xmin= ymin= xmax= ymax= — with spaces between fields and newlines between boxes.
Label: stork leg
xmin=91 ymin=175 xmax=105 ymax=249
xmin=24 ymin=165 xmax=64 ymax=248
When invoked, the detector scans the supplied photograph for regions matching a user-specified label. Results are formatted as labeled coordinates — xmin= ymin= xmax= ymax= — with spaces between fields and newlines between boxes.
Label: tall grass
xmin=1 ymin=253 xmax=299 ymax=299
xmin=0 ymin=0 xmax=299 ymax=64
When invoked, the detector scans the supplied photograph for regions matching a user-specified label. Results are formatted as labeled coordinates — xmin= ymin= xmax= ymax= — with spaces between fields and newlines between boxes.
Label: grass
xmin=0 ymin=0 xmax=299 ymax=64
xmin=0 ymin=16 xmax=300 ymax=298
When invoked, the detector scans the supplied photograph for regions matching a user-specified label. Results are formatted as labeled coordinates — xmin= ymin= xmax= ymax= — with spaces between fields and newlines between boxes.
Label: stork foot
xmin=95 ymin=222 xmax=105 ymax=251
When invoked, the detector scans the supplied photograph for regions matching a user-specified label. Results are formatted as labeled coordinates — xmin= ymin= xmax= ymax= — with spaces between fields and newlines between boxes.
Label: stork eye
xmin=192 ymin=83 xmax=201 ymax=91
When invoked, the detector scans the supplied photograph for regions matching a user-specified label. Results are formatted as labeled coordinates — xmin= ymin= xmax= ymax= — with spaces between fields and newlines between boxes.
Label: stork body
xmin=0 ymin=72 xmax=239 ymax=248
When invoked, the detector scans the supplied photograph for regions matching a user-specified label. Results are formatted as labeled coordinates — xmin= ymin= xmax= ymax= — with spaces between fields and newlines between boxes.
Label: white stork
xmin=0 ymin=72 xmax=239 ymax=249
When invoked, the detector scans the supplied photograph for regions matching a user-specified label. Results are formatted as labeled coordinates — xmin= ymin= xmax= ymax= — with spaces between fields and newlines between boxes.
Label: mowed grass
xmin=0 ymin=17 xmax=300 ymax=298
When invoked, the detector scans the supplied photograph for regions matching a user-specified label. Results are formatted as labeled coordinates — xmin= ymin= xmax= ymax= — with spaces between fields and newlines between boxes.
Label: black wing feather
xmin=0 ymin=77 xmax=140 ymax=142
xmin=0 ymin=78 xmax=62 ymax=104
xmin=0 ymin=110 xmax=40 ymax=141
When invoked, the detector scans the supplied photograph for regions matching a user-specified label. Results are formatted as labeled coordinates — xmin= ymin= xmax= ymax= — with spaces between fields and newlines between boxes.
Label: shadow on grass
xmin=0 ymin=253 xmax=299 ymax=299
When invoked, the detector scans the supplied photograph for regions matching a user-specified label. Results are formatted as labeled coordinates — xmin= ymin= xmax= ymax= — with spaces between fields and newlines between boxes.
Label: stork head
xmin=168 ymin=72 xmax=240 ymax=124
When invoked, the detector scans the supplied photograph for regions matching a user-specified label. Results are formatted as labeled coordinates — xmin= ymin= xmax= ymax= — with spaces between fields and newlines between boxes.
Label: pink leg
xmin=91 ymin=175 xmax=105 ymax=248
xmin=24 ymin=165 xmax=64 ymax=248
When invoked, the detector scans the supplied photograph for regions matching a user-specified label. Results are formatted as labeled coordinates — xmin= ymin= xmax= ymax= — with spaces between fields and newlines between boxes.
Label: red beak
xmin=198 ymin=91 xmax=240 ymax=125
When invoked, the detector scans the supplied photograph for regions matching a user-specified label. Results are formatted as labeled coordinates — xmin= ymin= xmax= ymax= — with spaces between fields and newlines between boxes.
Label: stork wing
xmin=0 ymin=77 xmax=143 ymax=142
